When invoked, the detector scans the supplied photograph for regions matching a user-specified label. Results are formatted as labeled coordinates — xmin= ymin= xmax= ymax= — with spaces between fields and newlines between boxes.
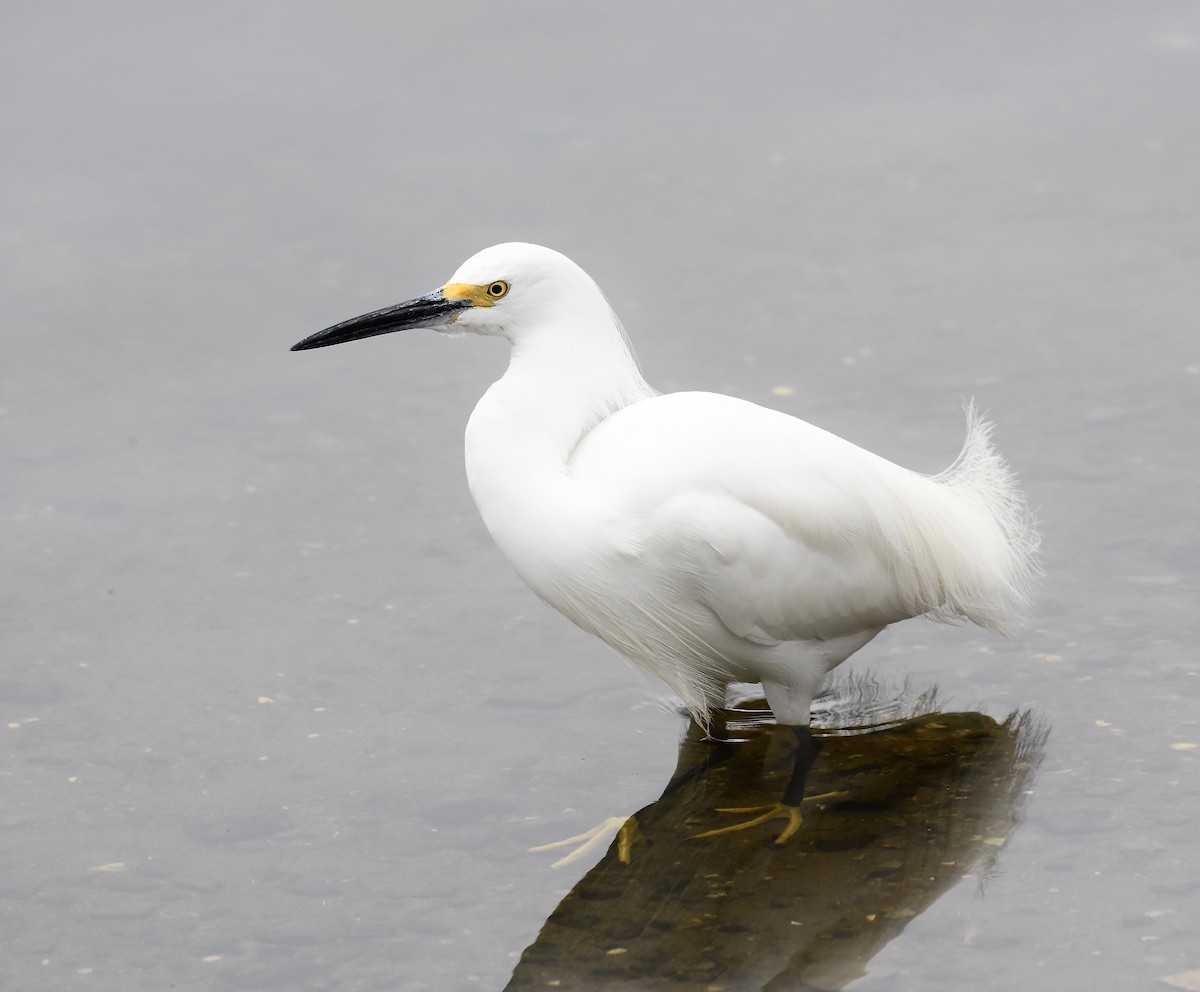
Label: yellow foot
xmin=529 ymin=816 xmax=644 ymax=868
xmin=692 ymin=791 xmax=848 ymax=846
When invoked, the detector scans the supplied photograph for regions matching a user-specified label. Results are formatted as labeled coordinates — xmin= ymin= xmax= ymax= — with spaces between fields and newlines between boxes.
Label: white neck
xmin=462 ymin=290 xmax=653 ymax=573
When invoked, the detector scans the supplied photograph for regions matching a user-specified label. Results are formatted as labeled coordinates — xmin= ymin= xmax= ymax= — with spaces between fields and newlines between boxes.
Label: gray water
xmin=3 ymin=3 xmax=1198 ymax=990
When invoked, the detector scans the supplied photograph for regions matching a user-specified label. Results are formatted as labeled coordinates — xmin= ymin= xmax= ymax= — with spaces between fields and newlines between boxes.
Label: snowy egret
xmin=292 ymin=243 xmax=1040 ymax=845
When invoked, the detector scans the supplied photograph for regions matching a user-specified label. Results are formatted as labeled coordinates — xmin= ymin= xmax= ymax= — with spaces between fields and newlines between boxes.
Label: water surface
xmin=3 ymin=3 xmax=1198 ymax=990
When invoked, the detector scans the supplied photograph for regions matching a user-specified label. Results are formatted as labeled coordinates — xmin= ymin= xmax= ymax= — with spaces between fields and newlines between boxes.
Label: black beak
xmin=290 ymin=290 xmax=471 ymax=351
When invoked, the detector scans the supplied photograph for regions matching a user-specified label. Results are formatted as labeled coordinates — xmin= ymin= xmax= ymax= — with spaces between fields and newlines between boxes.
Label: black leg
xmin=781 ymin=726 xmax=823 ymax=807
xmin=693 ymin=723 xmax=844 ymax=845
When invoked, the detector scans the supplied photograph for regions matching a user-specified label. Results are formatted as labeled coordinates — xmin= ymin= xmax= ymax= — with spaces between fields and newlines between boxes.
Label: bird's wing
xmin=569 ymin=391 xmax=942 ymax=643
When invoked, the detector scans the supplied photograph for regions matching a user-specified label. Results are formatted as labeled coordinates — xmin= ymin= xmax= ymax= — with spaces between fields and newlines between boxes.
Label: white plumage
xmin=454 ymin=244 xmax=1038 ymax=726
xmin=293 ymin=242 xmax=1040 ymax=839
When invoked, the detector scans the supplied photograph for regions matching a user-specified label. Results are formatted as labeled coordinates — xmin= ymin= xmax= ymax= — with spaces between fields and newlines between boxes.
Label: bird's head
xmin=290 ymin=242 xmax=599 ymax=351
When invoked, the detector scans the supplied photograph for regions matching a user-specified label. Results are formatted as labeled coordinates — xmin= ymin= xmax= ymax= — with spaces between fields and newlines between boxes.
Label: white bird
xmin=292 ymin=243 xmax=1040 ymax=844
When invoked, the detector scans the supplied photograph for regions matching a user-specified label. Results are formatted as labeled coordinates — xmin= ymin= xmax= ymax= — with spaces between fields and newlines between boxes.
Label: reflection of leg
xmin=694 ymin=726 xmax=846 ymax=846
xmin=530 ymin=816 xmax=645 ymax=868
xmin=661 ymin=716 xmax=736 ymax=798
xmin=531 ymin=716 xmax=734 ymax=868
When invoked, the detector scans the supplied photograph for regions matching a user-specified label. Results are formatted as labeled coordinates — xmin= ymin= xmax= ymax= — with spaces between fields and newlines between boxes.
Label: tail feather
xmin=927 ymin=402 xmax=1042 ymax=634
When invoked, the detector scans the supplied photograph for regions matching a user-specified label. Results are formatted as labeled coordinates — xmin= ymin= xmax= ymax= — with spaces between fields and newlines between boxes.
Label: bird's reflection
xmin=505 ymin=680 xmax=1046 ymax=991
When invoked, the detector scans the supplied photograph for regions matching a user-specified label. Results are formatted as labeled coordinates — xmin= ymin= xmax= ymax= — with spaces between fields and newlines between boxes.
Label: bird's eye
xmin=486 ymin=280 xmax=509 ymax=300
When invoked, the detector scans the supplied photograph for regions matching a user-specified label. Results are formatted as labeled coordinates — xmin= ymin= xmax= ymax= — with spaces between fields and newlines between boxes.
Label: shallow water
xmin=3 ymin=2 xmax=1199 ymax=990
xmin=504 ymin=698 xmax=1048 ymax=990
